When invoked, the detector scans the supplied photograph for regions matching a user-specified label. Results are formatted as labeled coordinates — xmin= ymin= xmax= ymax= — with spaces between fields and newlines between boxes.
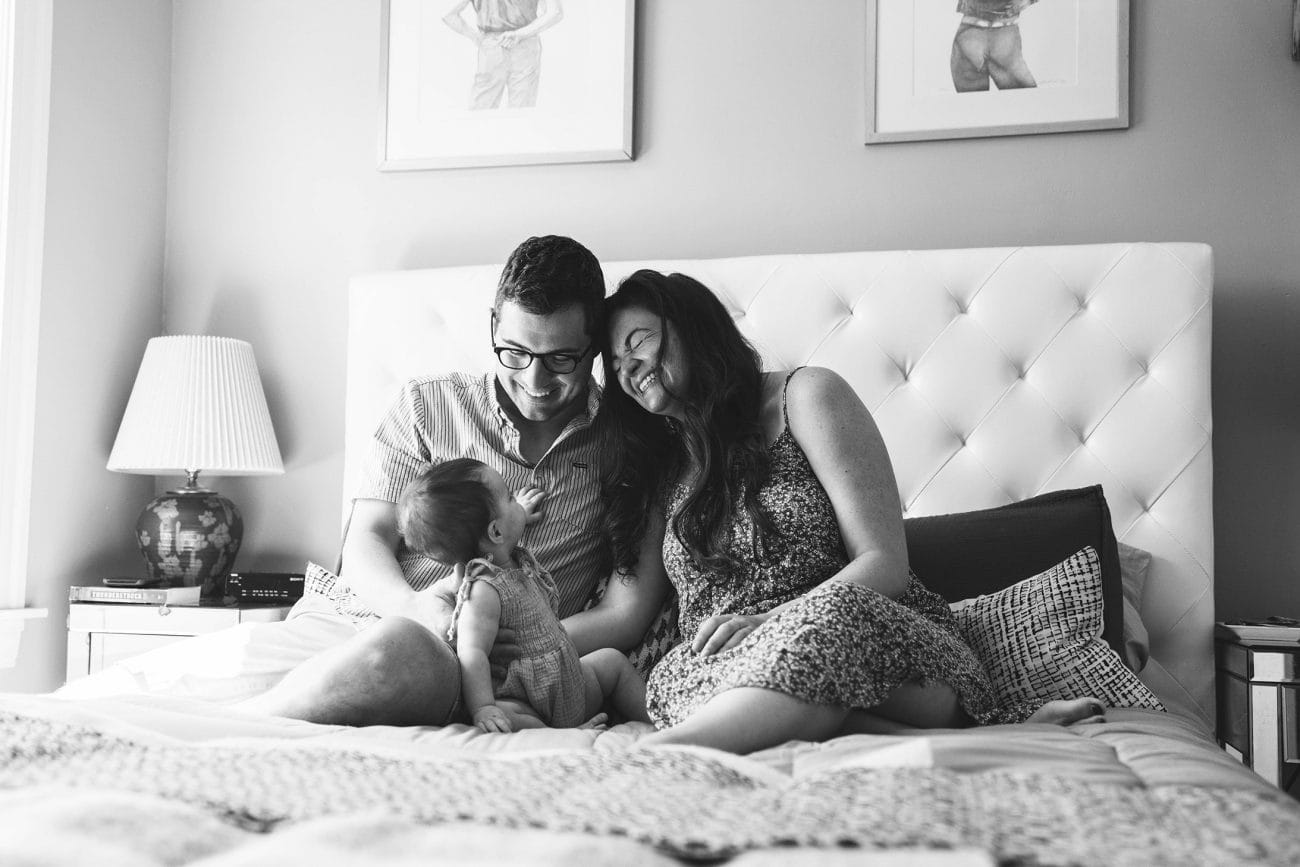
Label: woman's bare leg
xmin=866 ymin=678 xmax=968 ymax=728
xmin=637 ymin=687 xmax=849 ymax=754
xmin=1026 ymin=698 xmax=1106 ymax=725
xmin=636 ymin=681 xmax=1107 ymax=752
xmin=864 ymin=682 xmax=1106 ymax=729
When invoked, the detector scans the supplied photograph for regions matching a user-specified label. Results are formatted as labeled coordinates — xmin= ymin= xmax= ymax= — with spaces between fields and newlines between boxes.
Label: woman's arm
xmin=455 ymin=581 xmax=511 ymax=732
xmin=784 ymin=366 xmax=910 ymax=597
xmin=562 ymin=512 xmax=672 ymax=656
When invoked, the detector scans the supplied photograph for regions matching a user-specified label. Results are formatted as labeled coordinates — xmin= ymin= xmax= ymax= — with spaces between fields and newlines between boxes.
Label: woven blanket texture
xmin=2 ymin=711 xmax=1298 ymax=866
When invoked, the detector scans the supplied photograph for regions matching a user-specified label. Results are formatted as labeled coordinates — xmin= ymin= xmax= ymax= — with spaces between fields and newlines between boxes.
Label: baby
xmin=397 ymin=458 xmax=649 ymax=733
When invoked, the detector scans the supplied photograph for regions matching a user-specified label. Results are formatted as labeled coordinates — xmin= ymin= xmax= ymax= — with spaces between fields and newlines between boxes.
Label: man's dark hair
xmin=397 ymin=458 xmax=495 ymax=565
xmin=494 ymin=235 xmax=606 ymax=340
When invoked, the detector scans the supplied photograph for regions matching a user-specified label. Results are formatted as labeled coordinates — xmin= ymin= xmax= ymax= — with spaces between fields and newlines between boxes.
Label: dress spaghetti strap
xmin=781 ymin=367 xmax=806 ymax=430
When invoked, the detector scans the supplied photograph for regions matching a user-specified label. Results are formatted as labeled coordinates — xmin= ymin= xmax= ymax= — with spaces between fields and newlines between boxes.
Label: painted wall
xmin=163 ymin=0 xmax=1300 ymax=625
xmin=0 ymin=0 xmax=171 ymax=692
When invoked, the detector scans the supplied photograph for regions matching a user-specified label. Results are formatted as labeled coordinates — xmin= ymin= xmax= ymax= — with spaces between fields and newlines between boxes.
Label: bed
xmin=4 ymin=241 xmax=1300 ymax=866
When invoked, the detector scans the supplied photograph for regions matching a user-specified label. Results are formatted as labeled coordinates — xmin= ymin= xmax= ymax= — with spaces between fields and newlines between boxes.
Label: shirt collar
xmin=487 ymin=372 xmax=603 ymax=432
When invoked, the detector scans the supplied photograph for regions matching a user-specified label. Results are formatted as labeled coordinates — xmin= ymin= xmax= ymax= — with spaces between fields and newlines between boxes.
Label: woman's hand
xmin=515 ymin=486 xmax=546 ymax=525
xmin=692 ymin=613 xmax=767 ymax=656
xmin=474 ymin=705 xmax=513 ymax=733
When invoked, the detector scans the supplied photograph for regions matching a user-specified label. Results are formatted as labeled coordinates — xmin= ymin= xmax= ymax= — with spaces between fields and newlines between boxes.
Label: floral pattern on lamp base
xmin=135 ymin=489 xmax=243 ymax=598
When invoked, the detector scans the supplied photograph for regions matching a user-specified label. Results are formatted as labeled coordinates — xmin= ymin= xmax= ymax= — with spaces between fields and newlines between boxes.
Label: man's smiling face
xmin=491 ymin=301 xmax=595 ymax=425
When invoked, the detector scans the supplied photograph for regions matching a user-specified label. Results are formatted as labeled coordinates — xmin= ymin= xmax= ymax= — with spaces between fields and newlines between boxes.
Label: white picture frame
xmin=866 ymin=0 xmax=1130 ymax=144
xmin=380 ymin=0 xmax=634 ymax=170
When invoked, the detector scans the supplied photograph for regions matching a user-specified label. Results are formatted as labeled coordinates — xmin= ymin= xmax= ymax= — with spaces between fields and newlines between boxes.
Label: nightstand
xmin=65 ymin=599 xmax=293 ymax=683
xmin=1216 ymin=632 xmax=1300 ymax=795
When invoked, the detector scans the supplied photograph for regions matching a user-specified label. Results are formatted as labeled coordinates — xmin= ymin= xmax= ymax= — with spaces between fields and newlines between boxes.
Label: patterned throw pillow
xmin=952 ymin=546 xmax=1164 ymax=711
xmin=625 ymin=597 xmax=680 ymax=677
xmin=586 ymin=573 xmax=680 ymax=677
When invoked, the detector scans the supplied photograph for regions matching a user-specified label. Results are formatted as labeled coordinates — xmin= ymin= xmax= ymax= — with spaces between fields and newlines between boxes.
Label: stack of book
xmin=1216 ymin=616 xmax=1300 ymax=643
xmin=69 ymin=584 xmax=202 ymax=605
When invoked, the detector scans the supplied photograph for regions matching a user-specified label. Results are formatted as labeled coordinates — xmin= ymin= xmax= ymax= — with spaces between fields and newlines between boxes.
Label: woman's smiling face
xmin=608 ymin=306 xmax=687 ymax=420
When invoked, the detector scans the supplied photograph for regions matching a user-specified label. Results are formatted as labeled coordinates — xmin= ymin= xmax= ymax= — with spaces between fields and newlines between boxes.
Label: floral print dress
xmin=645 ymin=375 xmax=1023 ymax=729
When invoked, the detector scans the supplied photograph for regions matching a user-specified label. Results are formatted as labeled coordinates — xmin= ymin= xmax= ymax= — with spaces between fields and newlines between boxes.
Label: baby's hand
xmin=474 ymin=705 xmax=513 ymax=734
xmin=515 ymin=486 xmax=546 ymax=525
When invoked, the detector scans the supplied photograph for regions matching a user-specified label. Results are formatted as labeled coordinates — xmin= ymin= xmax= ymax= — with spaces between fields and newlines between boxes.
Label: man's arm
xmin=561 ymin=513 xmax=672 ymax=655
xmin=442 ymin=0 xmax=481 ymax=41
xmin=507 ymin=0 xmax=563 ymax=41
xmin=340 ymin=498 xmax=452 ymax=635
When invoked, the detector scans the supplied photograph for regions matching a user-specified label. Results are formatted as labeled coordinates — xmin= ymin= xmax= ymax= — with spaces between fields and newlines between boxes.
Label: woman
xmin=599 ymin=270 xmax=1102 ymax=754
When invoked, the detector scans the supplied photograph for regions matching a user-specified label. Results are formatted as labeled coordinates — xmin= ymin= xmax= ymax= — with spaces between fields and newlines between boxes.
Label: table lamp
xmin=107 ymin=335 xmax=284 ymax=597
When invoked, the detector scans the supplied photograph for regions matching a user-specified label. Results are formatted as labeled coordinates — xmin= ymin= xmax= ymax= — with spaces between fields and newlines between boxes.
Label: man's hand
xmin=473 ymin=705 xmax=513 ymax=733
xmin=515 ymin=486 xmax=546 ymax=524
xmin=692 ymin=613 xmax=767 ymax=657
xmin=409 ymin=582 xmax=457 ymax=639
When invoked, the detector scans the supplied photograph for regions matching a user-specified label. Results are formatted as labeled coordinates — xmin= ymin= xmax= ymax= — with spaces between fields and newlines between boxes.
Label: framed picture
xmin=866 ymin=0 xmax=1130 ymax=144
xmin=1292 ymin=0 xmax=1299 ymax=62
xmin=380 ymin=0 xmax=634 ymax=170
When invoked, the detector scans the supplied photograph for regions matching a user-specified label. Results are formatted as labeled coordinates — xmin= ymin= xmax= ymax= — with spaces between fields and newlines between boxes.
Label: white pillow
xmin=1118 ymin=541 xmax=1152 ymax=673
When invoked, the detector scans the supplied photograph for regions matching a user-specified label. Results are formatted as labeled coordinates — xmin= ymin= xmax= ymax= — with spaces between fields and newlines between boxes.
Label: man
xmin=444 ymin=0 xmax=564 ymax=110
xmin=62 ymin=236 xmax=671 ymax=727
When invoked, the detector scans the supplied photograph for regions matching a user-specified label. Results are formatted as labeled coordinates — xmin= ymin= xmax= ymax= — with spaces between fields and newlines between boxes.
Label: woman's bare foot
xmin=1027 ymin=698 xmax=1106 ymax=726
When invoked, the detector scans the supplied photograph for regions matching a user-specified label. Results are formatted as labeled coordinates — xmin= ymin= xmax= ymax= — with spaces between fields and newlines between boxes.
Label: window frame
xmin=0 ymin=0 xmax=53 ymax=658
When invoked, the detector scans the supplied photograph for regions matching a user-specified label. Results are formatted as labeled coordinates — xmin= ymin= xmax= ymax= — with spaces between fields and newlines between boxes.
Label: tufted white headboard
xmin=346 ymin=242 xmax=1215 ymax=724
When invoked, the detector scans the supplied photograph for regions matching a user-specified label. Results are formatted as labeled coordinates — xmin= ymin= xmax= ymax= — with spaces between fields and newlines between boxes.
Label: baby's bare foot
xmin=1027 ymin=698 xmax=1106 ymax=726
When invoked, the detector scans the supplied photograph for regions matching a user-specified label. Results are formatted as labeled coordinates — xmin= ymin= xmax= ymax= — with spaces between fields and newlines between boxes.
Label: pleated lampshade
xmin=108 ymin=335 xmax=283 ymax=476
xmin=108 ymin=336 xmax=283 ymax=595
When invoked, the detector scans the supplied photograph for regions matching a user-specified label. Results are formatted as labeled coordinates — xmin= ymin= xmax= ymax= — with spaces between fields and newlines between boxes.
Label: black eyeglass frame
xmin=489 ymin=311 xmax=594 ymax=374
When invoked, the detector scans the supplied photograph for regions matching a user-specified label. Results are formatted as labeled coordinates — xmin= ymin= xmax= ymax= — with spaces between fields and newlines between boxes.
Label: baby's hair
xmin=397 ymin=458 xmax=494 ymax=565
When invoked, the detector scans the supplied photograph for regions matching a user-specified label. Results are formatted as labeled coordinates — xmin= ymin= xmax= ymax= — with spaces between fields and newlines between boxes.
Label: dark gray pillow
xmin=904 ymin=485 xmax=1124 ymax=660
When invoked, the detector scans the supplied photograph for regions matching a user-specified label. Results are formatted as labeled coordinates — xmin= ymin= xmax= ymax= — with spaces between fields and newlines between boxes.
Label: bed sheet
xmin=3 ymin=692 xmax=1298 ymax=865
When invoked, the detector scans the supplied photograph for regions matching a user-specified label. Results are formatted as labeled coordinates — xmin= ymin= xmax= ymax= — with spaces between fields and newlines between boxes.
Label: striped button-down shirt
xmin=324 ymin=372 xmax=606 ymax=622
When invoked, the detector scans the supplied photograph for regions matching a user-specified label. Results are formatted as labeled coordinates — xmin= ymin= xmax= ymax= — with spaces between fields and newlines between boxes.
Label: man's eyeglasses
xmin=493 ymin=344 xmax=593 ymax=374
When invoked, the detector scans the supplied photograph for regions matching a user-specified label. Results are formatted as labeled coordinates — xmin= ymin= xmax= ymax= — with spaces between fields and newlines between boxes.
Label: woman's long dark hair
xmin=598 ymin=270 xmax=774 ymax=576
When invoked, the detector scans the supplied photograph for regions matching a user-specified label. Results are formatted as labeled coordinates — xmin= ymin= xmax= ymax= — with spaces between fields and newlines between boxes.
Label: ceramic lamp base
xmin=134 ymin=486 xmax=243 ymax=598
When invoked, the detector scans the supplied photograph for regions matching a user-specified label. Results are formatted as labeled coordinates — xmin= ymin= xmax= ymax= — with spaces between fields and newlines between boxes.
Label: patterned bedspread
xmin=2 ymin=708 xmax=1299 ymax=866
